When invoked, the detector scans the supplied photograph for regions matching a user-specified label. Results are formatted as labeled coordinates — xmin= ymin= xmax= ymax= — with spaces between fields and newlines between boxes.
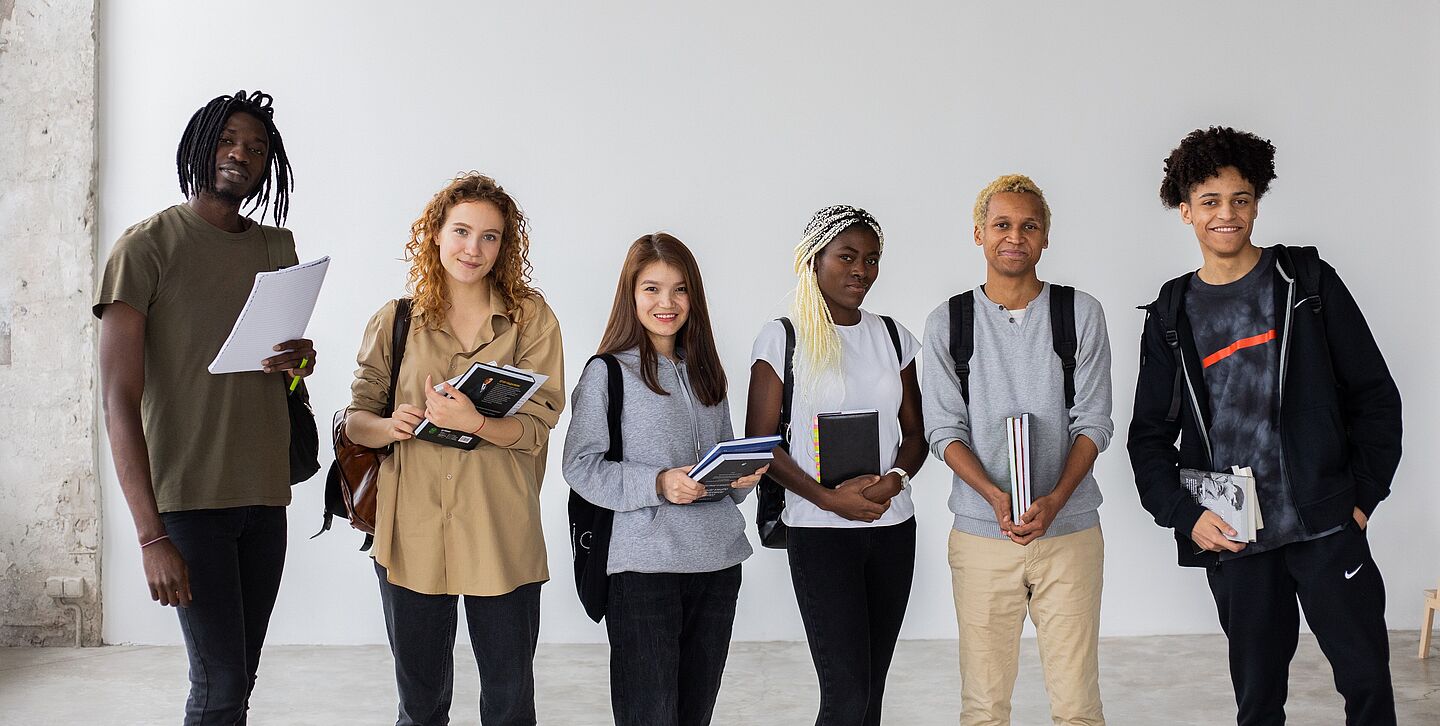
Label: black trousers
xmin=375 ymin=562 xmax=542 ymax=726
xmin=787 ymin=518 xmax=917 ymax=726
xmin=605 ymin=564 xmax=743 ymax=726
xmin=1206 ymin=522 xmax=1394 ymax=726
xmin=162 ymin=505 xmax=287 ymax=726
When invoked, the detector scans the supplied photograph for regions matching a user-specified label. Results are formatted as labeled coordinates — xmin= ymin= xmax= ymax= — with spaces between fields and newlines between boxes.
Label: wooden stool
xmin=1422 ymin=579 xmax=1439 ymax=658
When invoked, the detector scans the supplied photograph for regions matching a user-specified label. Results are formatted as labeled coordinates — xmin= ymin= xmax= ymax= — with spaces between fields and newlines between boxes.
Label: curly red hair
xmin=404 ymin=172 xmax=540 ymax=326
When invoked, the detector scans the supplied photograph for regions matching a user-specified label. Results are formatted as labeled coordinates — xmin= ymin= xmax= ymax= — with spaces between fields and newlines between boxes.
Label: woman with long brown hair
xmin=345 ymin=173 xmax=564 ymax=726
xmin=562 ymin=233 xmax=763 ymax=726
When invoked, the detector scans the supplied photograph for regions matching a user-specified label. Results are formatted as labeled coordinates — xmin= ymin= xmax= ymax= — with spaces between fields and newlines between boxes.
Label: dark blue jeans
xmin=788 ymin=518 xmax=916 ymax=726
xmin=605 ymin=564 xmax=742 ymax=726
xmin=375 ymin=562 xmax=542 ymax=726
xmin=161 ymin=505 xmax=287 ymax=726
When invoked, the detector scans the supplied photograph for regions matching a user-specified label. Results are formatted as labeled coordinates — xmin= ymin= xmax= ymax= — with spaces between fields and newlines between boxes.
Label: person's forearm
xmin=469 ymin=413 xmax=523 ymax=448
xmin=942 ymin=440 xmax=1005 ymax=505
xmin=766 ymin=446 xmax=833 ymax=509
xmin=103 ymin=396 xmax=165 ymax=543
xmin=1048 ymin=434 xmax=1100 ymax=508
xmin=346 ymin=410 xmax=397 ymax=448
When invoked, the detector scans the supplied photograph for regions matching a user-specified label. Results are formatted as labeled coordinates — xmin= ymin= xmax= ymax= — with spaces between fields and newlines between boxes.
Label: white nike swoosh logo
xmin=1345 ymin=564 xmax=1365 ymax=579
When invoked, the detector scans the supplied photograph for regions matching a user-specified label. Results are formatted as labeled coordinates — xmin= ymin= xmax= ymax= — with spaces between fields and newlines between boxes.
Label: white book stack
xmin=1179 ymin=466 xmax=1264 ymax=543
xmin=1006 ymin=413 xmax=1032 ymax=523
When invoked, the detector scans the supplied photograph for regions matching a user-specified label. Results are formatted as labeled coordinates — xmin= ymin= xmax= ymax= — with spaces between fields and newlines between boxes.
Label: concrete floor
xmin=1 ymin=632 xmax=1436 ymax=724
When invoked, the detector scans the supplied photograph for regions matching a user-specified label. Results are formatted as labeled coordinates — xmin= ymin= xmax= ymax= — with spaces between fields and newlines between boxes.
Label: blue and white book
xmin=687 ymin=435 xmax=781 ymax=502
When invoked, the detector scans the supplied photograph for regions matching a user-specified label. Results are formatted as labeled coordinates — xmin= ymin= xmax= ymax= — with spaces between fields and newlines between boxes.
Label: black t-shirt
xmin=1187 ymin=248 xmax=1329 ymax=558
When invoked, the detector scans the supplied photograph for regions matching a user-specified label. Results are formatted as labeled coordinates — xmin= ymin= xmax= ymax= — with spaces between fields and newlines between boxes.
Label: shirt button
xmin=446 ymin=473 xmax=453 ymax=480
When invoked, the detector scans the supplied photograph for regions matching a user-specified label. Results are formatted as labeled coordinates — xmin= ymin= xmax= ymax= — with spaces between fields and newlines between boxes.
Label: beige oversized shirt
xmin=349 ymin=291 xmax=564 ymax=596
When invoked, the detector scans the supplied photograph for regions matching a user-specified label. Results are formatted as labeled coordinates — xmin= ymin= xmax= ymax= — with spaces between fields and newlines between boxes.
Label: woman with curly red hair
xmin=345 ymin=172 xmax=565 ymax=726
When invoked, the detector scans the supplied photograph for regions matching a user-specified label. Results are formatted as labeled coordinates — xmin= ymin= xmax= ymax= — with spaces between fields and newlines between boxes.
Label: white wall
xmin=99 ymin=1 xmax=1440 ymax=645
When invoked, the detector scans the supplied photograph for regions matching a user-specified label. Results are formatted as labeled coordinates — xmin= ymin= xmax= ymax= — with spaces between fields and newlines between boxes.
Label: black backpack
xmin=756 ymin=315 xmax=903 ymax=549
xmin=567 ymin=354 xmax=622 ymax=622
xmin=948 ymin=285 xmax=1078 ymax=408
xmin=1151 ymin=246 xmax=1324 ymax=424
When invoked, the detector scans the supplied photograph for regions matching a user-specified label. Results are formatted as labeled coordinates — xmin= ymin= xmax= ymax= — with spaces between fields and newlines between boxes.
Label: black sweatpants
xmin=1205 ymin=522 xmax=1394 ymax=726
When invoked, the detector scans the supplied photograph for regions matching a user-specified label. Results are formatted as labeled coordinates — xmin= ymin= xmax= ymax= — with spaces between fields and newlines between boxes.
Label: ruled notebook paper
xmin=208 ymin=256 xmax=331 ymax=374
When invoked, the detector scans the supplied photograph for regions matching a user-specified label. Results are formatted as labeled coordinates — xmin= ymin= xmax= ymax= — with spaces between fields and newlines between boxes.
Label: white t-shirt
xmin=750 ymin=310 xmax=920 ymax=528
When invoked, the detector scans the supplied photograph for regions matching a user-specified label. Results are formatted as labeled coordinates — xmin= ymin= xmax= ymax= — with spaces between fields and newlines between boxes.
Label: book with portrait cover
xmin=413 ymin=362 xmax=549 ymax=450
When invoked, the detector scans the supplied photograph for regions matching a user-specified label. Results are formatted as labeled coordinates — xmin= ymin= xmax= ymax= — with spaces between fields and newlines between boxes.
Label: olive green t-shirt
xmin=95 ymin=204 xmax=297 ymax=512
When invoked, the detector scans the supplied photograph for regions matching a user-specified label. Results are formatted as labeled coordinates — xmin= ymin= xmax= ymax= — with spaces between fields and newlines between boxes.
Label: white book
xmin=1180 ymin=468 xmax=1258 ymax=542
xmin=1006 ymin=414 xmax=1033 ymax=523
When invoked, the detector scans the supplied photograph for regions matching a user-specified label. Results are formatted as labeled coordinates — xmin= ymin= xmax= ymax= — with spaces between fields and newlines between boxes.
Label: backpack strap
xmin=880 ymin=315 xmax=904 ymax=366
xmin=777 ymin=318 xmax=796 ymax=445
xmin=384 ymin=298 xmax=414 ymax=420
xmin=1157 ymin=274 xmax=1191 ymax=423
xmin=589 ymin=354 xmax=624 ymax=461
xmin=948 ymin=292 xmax=976 ymax=405
xmin=1048 ymin=285 xmax=1078 ymax=409
xmin=1276 ymin=245 xmax=1323 ymax=314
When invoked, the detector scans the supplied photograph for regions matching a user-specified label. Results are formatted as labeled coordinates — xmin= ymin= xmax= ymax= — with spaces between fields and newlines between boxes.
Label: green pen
xmin=289 ymin=357 xmax=308 ymax=392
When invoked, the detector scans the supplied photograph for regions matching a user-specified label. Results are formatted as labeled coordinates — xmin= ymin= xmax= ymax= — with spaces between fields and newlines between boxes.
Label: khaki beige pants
xmin=948 ymin=526 xmax=1105 ymax=726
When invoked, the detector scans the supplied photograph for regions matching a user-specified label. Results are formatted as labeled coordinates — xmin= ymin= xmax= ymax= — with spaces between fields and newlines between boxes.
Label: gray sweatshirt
xmin=922 ymin=283 xmax=1114 ymax=539
xmin=562 ymin=348 xmax=752 ymax=575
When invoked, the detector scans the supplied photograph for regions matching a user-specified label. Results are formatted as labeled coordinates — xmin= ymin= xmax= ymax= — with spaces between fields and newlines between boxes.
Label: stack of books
xmin=413 ymin=362 xmax=550 ymax=450
xmin=1180 ymin=465 xmax=1263 ymax=542
xmin=687 ymin=435 xmax=782 ymax=503
xmin=1006 ymin=413 xmax=1033 ymax=523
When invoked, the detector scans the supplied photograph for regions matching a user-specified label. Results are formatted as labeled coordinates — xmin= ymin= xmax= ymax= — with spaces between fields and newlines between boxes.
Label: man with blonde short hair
xmin=923 ymin=175 xmax=1113 ymax=725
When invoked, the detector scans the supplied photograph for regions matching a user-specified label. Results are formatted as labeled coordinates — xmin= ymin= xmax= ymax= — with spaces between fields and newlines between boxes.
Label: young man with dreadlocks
xmin=922 ymin=175 xmax=1113 ymax=725
xmin=745 ymin=205 xmax=927 ymax=726
xmin=1128 ymin=127 xmax=1401 ymax=725
xmin=96 ymin=90 xmax=314 ymax=725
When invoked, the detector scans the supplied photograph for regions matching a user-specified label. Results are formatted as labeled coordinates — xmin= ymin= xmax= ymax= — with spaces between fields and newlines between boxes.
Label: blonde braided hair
xmin=790 ymin=205 xmax=885 ymax=383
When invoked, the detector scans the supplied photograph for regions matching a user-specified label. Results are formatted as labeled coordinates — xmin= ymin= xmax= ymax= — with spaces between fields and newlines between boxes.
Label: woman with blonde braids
xmin=345 ymin=173 xmax=564 ymax=726
xmin=745 ymin=205 xmax=927 ymax=726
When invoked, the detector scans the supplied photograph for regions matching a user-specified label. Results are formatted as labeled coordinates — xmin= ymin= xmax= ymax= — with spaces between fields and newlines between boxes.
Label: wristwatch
xmin=885 ymin=466 xmax=911 ymax=490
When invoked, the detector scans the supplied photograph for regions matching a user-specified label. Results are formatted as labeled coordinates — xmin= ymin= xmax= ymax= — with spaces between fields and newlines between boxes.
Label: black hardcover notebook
xmin=816 ymin=409 xmax=880 ymax=489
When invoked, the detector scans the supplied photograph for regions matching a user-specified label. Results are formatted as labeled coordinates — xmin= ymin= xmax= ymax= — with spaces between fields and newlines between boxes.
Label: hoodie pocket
xmin=1285 ymin=405 xmax=1350 ymax=498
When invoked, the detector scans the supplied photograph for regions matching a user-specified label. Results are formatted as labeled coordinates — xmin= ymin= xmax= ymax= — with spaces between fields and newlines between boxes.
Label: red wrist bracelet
xmin=471 ymin=417 xmax=487 ymax=435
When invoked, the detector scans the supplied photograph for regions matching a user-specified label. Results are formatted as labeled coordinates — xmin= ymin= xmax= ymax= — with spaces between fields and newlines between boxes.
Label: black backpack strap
xmin=777 ymin=318 xmax=796 ymax=445
xmin=1276 ymin=245 xmax=1323 ymax=314
xmin=590 ymin=354 xmax=624 ymax=461
xmin=1048 ymin=285 xmax=1078 ymax=409
xmin=948 ymin=292 xmax=975 ymax=405
xmin=384 ymin=298 xmax=414 ymax=419
xmin=1158 ymin=275 xmax=1191 ymax=423
xmin=880 ymin=315 xmax=904 ymax=366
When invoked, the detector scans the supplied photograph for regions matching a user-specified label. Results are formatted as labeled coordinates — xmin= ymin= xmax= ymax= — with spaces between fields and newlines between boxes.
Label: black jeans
xmin=1207 ymin=522 xmax=1394 ymax=725
xmin=787 ymin=518 xmax=916 ymax=726
xmin=605 ymin=564 xmax=743 ymax=726
xmin=375 ymin=562 xmax=542 ymax=726
xmin=161 ymin=505 xmax=287 ymax=726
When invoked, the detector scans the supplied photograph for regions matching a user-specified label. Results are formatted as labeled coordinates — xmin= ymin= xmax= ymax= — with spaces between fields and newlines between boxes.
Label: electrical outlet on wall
xmin=45 ymin=576 xmax=87 ymax=599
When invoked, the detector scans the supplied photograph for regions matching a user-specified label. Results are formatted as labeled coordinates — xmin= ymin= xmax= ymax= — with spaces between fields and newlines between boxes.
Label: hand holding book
xmin=423 ymin=375 xmax=486 ymax=434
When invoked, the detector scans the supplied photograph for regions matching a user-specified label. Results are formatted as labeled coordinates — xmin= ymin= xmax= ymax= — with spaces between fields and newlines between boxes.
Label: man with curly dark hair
xmin=1127 ymin=126 xmax=1401 ymax=725
xmin=96 ymin=90 xmax=316 ymax=725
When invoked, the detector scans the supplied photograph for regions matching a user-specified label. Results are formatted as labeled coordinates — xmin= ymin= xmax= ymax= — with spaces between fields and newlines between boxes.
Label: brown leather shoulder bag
xmin=316 ymin=298 xmax=412 ymax=547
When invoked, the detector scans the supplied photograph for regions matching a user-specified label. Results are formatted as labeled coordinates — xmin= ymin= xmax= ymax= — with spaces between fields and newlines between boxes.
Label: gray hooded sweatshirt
xmin=562 ymin=348 xmax=752 ymax=574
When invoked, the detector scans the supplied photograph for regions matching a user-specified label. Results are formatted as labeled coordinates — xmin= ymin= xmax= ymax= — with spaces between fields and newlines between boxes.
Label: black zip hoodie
xmin=1127 ymin=245 xmax=1402 ymax=567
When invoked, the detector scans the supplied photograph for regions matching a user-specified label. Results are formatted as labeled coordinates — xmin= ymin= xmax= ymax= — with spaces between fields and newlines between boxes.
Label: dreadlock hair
xmin=176 ymin=90 xmax=294 ymax=224
xmin=404 ymin=172 xmax=540 ymax=328
xmin=1159 ymin=126 xmax=1277 ymax=209
xmin=973 ymin=174 xmax=1051 ymax=230
xmin=596 ymin=233 xmax=727 ymax=407
xmin=790 ymin=205 xmax=885 ymax=382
